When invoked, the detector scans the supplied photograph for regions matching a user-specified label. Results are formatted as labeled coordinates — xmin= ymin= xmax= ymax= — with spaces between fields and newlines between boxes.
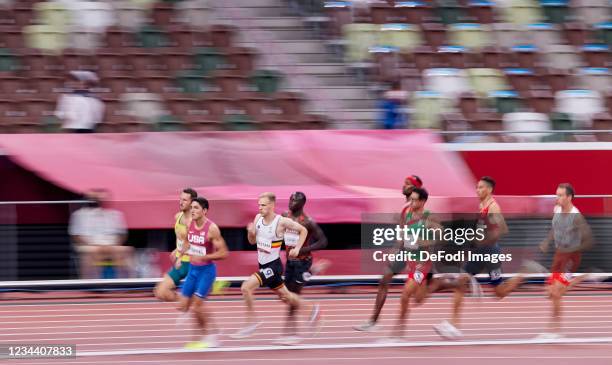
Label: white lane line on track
xmin=2 ymin=302 xmax=612 ymax=315
xmin=7 ymin=331 xmax=612 ymax=344
xmin=74 ymin=337 xmax=612 ymax=357
xmin=5 ymin=313 xmax=612 ymax=326
xmin=8 ymin=322 xmax=612 ymax=337
xmin=2 ymin=293 xmax=611 ymax=307
xmin=11 ymin=354 xmax=612 ymax=365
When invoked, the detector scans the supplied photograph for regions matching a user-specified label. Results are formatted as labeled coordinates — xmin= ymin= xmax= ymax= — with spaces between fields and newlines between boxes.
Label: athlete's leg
xmin=241 ymin=274 xmax=262 ymax=325
xmin=393 ymin=279 xmax=419 ymax=338
xmin=371 ymin=271 xmax=394 ymax=323
xmin=155 ymin=274 xmax=178 ymax=301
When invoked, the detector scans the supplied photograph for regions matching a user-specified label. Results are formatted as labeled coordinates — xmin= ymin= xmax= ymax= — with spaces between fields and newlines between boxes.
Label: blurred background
xmin=0 ymin=0 xmax=610 ymax=285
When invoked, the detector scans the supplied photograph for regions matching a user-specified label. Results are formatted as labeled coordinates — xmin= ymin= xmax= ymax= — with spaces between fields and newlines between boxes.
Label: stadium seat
xmin=562 ymin=22 xmax=590 ymax=47
xmin=458 ymin=91 xmax=482 ymax=117
xmin=490 ymin=90 xmax=525 ymax=114
xmin=540 ymin=0 xmax=572 ymax=24
xmin=410 ymin=90 xmax=452 ymax=129
xmin=512 ymin=44 xmax=542 ymax=69
xmin=435 ymin=0 xmax=470 ymax=25
xmin=0 ymin=48 xmax=18 ymax=72
xmin=114 ymin=1 xmax=149 ymax=30
xmin=467 ymin=0 xmax=498 ymax=24
xmin=572 ymin=0 xmax=610 ymax=25
xmin=250 ymin=69 xmax=284 ymax=94
xmin=225 ymin=47 xmax=257 ymax=76
xmin=467 ymin=68 xmax=510 ymax=96
xmin=448 ymin=23 xmax=493 ymax=49
xmin=69 ymin=1 xmax=115 ymax=33
xmin=424 ymin=68 xmax=471 ymax=98
xmin=594 ymin=22 xmax=612 ymax=47
xmin=394 ymin=1 xmax=436 ymax=24
xmin=421 ymin=22 xmax=447 ymax=48
xmin=503 ymin=68 xmax=537 ymax=94
xmin=378 ymin=23 xmax=422 ymax=51
xmin=555 ymin=89 xmax=606 ymax=127
xmin=176 ymin=0 xmax=214 ymax=28
xmin=343 ymin=23 xmax=379 ymax=62
xmin=492 ymin=23 xmax=530 ymax=48
xmin=68 ymin=27 xmax=103 ymax=51
xmin=175 ymin=70 xmax=211 ymax=94
xmin=121 ymin=92 xmax=167 ymax=125
xmin=526 ymin=89 xmax=555 ymax=114
xmin=581 ymin=44 xmax=610 ymax=67
xmin=576 ymin=67 xmax=610 ymax=93
xmin=503 ymin=0 xmax=545 ymax=25
xmin=502 ymin=112 xmax=552 ymax=141
xmin=526 ymin=23 xmax=564 ymax=51
xmin=0 ymin=25 xmax=25 ymax=49
xmin=438 ymin=45 xmax=470 ymax=69
xmin=23 ymin=25 xmax=67 ymax=53
xmin=193 ymin=47 xmax=226 ymax=76
xmin=136 ymin=25 xmax=171 ymax=48
xmin=545 ymin=67 xmax=573 ymax=93
xmin=34 ymin=1 xmax=70 ymax=29
xmin=543 ymin=44 xmax=583 ymax=69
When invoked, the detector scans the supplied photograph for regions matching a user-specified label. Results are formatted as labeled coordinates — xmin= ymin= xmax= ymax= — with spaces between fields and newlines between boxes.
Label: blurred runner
xmin=354 ymin=175 xmax=423 ymax=331
xmin=176 ymin=197 xmax=229 ymax=349
xmin=537 ymin=183 xmax=593 ymax=339
xmin=154 ymin=188 xmax=197 ymax=302
xmin=231 ymin=192 xmax=321 ymax=342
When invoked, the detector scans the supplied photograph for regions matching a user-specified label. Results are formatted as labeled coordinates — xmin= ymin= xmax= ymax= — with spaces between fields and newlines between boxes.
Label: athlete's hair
xmin=558 ymin=183 xmax=575 ymax=198
xmin=412 ymin=187 xmax=429 ymax=201
xmin=192 ymin=197 xmax=209 ymax=210
xmin=182 ymin=188 xmax=198 ymax=199
xmin=480 ymin=176 xmax=496 ymax=191
xmin=259 ymin=192 xmax=276 ymax=203
xmin=292 ymin=191 xmax=306 ymax=202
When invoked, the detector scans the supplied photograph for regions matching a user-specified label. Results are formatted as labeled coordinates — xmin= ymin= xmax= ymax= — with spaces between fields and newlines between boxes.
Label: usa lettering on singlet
xmin=186 ymin=220 xmax=214 ymax=265
xmin=552 ymin=206 xmax=582 ymax=251
xmin=256 ymin=215 xmax=283 ymax=265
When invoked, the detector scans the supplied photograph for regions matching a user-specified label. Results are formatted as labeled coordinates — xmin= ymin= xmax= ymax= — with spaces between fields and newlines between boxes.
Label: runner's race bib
xmin=257 ymin=238 xmax=272 ymax=253
xmin=284 ymin=230 xmax=300 ymax=247
xmin=187 ymin=244 xmax=207 ymax=257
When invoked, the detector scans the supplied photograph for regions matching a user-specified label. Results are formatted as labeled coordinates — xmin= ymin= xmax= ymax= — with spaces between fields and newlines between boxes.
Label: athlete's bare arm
xmin=279 ymin=217 xmax=307 ymax=257
xmin=575 ymin=214 xmax=593 ymax=252
xmin=205 ymin=223 xmax=230 ymax=261
xmin=299 ymin=218 xmax=327 ymax=255
xmin=246 ymin=214 xmax=261 ymax=245
xmin=481 ymin=202 xmax=508 ymax=245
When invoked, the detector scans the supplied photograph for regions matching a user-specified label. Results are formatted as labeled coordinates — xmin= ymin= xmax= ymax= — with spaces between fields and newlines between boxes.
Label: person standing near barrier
xmin=154 ymin=188 xmax=198 ymax=302
xmin=281 ymin=191 xmax=329 ymax=344
xmin=355 ymin=175 xmax=424 ymax=331
xmin=231 ymin=192 xmax=320 ymax=341
xmin=537 ymin=183 xmax=593 ymax=340
xmin=69 ymin=189 xmax=132 ymax=278
xmin=176 ymin=197 xmax=229 ymax=349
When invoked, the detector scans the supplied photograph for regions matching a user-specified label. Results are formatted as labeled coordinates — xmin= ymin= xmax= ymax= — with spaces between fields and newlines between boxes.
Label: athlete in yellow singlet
xmin=154 ymin=188 xmax=198 ymax=301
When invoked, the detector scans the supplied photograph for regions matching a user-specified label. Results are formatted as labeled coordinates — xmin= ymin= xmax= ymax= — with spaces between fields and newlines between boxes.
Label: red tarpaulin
xmin=0 ymin=130 xmax=479 ymax=228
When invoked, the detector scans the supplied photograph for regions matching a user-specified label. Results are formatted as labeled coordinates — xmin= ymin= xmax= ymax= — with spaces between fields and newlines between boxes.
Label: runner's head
xmin=289 ymin=191 xmax=306 ymax=213
xmin=190 ymin=197 xmax=209 ymax=221
xmin=410 ymin=187 xmax=428 ymax=210
xmin=258 ymin=192 xmax=276 ymax=217
xmin=403 ymin=175 xmax=423 ymax=197
xmin=556 ymin=183 xmax=574 ymax=208
xmin=477 ymin=176 xmax=495 ymax=201
xmin=180 ymin=188 xmax=198 ymax=212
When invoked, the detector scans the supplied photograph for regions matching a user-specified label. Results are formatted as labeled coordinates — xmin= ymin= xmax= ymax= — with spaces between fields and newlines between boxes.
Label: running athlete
xmin=389 ymin=187 xmax=440 ymax=339
xmin=154 ymin=188 xmax=197 ymax=302
xmin=355 ymin=175 xmax=423 ymax=331
xmin=232 ymin=192 xmax=320 ymax=340
xmin=282 ymin=192 xmax=328 ymax=342
xmin=435 ymin=176 xmax=526 ymax=339
xmin=537 ymin=183 xmax=593 ymax=339
xmin=176 ymin=197 xmax=229 ymax=349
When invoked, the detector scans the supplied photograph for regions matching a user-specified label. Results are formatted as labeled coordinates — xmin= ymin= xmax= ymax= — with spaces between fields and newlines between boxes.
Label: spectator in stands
xmin=69 ymin=189 xmax=133 ymax=279
xmin=379 ymin=81 xmax=408 ymax=129
xmin=55 ymin=71 xmax=105 ymax=133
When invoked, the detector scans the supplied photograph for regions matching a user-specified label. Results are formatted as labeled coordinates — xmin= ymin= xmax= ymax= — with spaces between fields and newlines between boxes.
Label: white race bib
xmin=177 ymin=240 xmax=184 ymax=251
xmin=187 ymin=244 xmax=207 ymax=257
xmin=257 ymin=238 xmax=272 ymax=253
xmin=284 ymin=231 xmax=299 ymax=247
